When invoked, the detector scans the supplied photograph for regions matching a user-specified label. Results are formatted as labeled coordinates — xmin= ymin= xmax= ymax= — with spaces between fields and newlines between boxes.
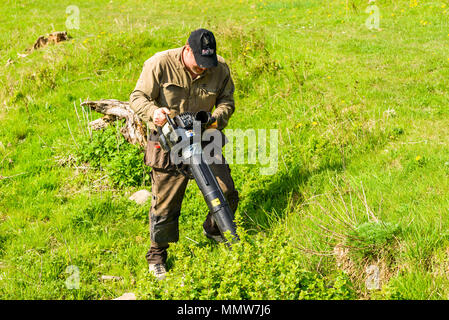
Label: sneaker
xmin=149 ymin=263 xmax=167 ymax=280
xmin=203 ymin=228 xmax=225 ymax=243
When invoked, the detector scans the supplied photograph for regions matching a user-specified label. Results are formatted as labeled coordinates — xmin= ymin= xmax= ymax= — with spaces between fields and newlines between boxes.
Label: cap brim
xmin=193 ymin=53 xmax=218 ymax=68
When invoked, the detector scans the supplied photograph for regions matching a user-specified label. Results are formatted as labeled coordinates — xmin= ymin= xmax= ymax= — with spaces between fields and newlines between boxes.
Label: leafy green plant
xmin=76 ymin=124 xmax=149 ymax=187
xmin=141 ymin=228 xmax=356 ymax=300
xmin=346 ymin=221 xmax=401 ymax=261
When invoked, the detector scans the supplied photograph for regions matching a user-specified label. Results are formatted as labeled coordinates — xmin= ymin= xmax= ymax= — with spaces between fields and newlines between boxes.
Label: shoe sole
xmin=149 ymin=265 xmax=167 ymax=280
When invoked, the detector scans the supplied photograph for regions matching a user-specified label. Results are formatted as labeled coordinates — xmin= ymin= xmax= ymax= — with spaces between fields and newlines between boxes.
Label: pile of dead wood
xmin=81 ymin=99 xmax=147 ymax=148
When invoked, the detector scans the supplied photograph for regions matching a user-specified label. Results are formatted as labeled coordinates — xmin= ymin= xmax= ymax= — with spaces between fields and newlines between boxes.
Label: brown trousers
xmin=145 ymin=137 xmax=239 ymax=265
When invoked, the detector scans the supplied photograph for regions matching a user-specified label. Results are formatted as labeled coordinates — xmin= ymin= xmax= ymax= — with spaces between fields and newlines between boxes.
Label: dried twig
xmin=0 ymin=172 xmax=27 ymax=180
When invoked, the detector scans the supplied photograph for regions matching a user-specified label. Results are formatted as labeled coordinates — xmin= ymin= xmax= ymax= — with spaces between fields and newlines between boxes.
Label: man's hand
xmin=153 ymin=107 xmax=171 ymax=127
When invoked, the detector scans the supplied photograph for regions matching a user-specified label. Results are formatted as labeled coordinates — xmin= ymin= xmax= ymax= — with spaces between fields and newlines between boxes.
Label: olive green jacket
xmin=129 ymin=46 xmax=235 ymax=132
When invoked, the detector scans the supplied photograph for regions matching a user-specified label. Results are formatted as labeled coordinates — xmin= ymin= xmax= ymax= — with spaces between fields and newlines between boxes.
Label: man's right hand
xmin=153 ymin=107 xmax=171 ymax=127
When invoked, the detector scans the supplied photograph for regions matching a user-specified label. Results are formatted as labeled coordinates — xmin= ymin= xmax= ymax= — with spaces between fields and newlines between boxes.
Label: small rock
xmin=99 ymin=275 xmax=122 ymax=281
xmin=113 ymin=292 xmax=136 ymax=300
xmin=129 ymin=189 xmax=151 ymax=205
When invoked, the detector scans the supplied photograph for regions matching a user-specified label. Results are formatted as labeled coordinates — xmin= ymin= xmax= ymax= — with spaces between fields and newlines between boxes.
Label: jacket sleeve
xmin=129 ymin=58 xmax=162 ymax=123
xmin=212 ymin=63 xmax=235 ymax=130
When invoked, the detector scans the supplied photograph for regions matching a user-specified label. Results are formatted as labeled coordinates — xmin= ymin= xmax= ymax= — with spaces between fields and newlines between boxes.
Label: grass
xmin=1 ymin=0 xmax=449 ymax=299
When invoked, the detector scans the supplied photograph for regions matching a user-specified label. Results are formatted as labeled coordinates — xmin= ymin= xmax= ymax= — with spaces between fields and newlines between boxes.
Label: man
xmin=129 ymin=29 xmax=239 ymax=280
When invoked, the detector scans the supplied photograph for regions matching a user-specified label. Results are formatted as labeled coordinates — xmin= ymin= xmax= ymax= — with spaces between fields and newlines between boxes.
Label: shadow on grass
xmin=238 ymin=161 xmax=344 ymax=233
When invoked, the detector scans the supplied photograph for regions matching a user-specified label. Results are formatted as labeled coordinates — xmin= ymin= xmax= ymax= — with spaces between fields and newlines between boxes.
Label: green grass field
xmin=1 ymin=0 xmax=449 ymax=299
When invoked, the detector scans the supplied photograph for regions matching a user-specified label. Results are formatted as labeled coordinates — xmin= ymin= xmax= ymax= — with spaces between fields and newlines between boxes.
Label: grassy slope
xmin=1 ymin=0 xmax=449 ymax=299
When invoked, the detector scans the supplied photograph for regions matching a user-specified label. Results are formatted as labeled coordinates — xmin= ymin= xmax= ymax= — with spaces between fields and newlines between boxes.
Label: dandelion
xmin=295 ymin=122 xmax=303 ymax=129
xmin=327 ymin=76 xmax=332 ymax=79
xmin=312 ymin=121 xmax=318 ymax=126
xmin=409 ymin=0 xmax=419 ymax=8
xmin=415 ymin=155 xmax=422 ymax=161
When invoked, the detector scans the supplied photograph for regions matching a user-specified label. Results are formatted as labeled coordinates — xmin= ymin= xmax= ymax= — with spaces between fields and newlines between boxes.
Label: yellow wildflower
xmin=415 ymin=155 xmax=422 ymax=161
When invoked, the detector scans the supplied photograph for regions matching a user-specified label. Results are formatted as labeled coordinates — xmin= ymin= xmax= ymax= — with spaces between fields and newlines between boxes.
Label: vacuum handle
xmin=165 ymin=113 xmax=176 ymax=128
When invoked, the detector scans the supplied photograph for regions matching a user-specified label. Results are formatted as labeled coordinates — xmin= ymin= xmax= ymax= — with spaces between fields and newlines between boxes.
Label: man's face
xmin=184 ymin=45 xmax=207 ymax=75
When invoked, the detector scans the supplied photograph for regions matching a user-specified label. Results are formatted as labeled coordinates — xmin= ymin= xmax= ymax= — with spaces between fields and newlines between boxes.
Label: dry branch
xmin=28 ymin=31 xmax=69 ymax=52
xmin=80 ymin=99 xmax=147 ymax=148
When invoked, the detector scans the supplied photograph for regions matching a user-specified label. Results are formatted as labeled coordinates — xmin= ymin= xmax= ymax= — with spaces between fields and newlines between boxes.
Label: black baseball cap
xmin=187 ymin=29 xmax=218 ymax=68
